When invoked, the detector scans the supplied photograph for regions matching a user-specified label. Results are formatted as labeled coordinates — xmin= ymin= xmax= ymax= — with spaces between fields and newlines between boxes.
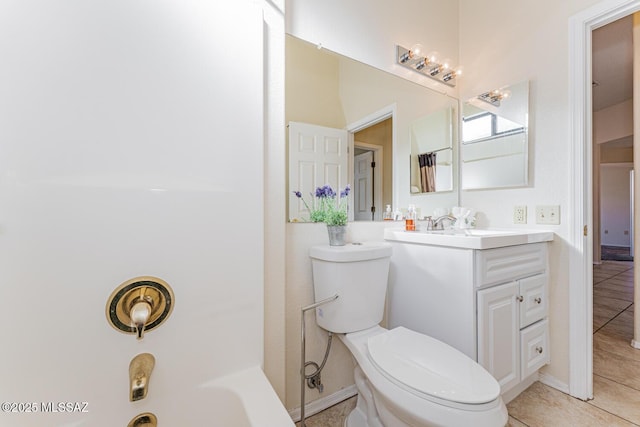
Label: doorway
xmin=569 ymin=0 xmax=640 ymax=401
xmin=353 ymin=118 xmax=392 ymax=221
xmin=347 ymin=107 xmax=395 ymax=221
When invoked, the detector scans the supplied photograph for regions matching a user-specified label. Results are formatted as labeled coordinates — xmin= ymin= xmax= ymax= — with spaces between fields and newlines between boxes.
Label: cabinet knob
xmin=536 ymin=346 xmax=543 ymax=354
xmin=516 ymin=295 xmax=524 ymax=302
xmin=535 ymin=297 xmax=542 ymax=304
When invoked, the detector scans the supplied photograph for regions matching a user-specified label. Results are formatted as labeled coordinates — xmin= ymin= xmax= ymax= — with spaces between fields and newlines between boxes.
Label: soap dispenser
xmin=383 ymin=205 xmax=393 ymax=221
xmin=406 ymin=205 xmax=416 ymax=231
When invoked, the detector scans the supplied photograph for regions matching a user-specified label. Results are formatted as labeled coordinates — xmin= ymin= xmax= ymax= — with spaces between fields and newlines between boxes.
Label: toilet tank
xmin=310 ymin=242 xmax=392 ymax=333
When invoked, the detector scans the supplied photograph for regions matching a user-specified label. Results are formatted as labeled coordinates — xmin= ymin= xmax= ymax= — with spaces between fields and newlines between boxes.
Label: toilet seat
xmin=367 ymin=327 xmax=500 ymax=405
xmin=341 ymin=326 xmax=507 ymax=427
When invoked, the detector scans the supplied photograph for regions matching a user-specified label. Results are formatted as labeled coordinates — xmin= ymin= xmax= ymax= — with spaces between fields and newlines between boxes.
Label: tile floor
xmin=300 ymin=260 xmax=640 ymax=426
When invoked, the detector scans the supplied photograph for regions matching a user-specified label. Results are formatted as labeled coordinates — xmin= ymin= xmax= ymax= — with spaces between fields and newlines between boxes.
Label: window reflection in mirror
xmin=461 ymin=80 xmax=529 ymax=190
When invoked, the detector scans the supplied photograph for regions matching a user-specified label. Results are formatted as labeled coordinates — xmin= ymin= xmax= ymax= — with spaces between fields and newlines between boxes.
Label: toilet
xmin=310 ymin=242 xmax=508 ymax=427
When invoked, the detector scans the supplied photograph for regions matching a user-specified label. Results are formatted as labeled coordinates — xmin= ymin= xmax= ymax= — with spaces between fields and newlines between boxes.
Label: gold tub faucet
xmin=129 ymin=353 xmax=155 ymax=402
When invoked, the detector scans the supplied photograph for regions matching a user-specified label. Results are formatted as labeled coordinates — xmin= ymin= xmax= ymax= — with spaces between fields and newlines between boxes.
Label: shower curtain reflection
xmin=419 ymin=152 xmax=437 ymax=193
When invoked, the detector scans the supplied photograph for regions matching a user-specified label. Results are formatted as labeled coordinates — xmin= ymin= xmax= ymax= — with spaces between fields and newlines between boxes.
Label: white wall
xmin=600 ymin=164 xmax=633 ymax=247
xmin=285 ymin=0 xmax=616 ymax=411
xmin=459 ymin=0 xmax=603 ymax=386
xmin=264 ymin=0 xmax=287 ymax=401
xmin=286 ymin=0 xmax=459 ymax=98
xmin=0 ymin=1 xmax=268 ymax=425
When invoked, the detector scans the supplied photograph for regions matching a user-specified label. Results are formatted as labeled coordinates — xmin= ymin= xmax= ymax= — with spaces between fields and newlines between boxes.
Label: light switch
xmin=535 ymin=205 xmax=560 ymax=225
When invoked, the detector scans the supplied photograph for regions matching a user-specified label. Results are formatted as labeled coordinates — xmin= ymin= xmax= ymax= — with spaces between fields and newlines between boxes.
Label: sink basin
xmin=383 ymin=228 xmax=554 ymax=249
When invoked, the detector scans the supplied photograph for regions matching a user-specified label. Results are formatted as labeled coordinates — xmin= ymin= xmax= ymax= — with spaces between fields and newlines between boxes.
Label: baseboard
xmin=289 ymin=385 xmax=357 ymax=422
xmin=538 ymin=371 xmax=570 ymax=394
xmin=501 ymin=372 xmax=569 ymax=405
xmin=502 ymin=374 xmax=538 ymax=404
xmin=630 ymin=339 xmax=640 ymax=349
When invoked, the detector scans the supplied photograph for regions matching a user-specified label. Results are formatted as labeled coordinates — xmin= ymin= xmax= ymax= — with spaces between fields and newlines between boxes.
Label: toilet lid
xmin=367 ymin=327 xmax=500 ymax=405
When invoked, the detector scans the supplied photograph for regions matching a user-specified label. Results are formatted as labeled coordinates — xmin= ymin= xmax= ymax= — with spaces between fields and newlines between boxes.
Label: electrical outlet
xmin=513 ymin=206 xmax=527 ymax=224
xmin=535 ymin=205 xmax=560 ymax=225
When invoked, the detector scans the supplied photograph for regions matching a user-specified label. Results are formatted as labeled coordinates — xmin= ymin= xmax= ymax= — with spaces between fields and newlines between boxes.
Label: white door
xmin=0 ymin=2 xmax=264 ymax=426
xmin=288 ymin=122 xmax=349 ymax=221
xmin=477 ymin=282 xmax=520 ymax=393
xmin=354 ymin=151 xmax=374 ymax=221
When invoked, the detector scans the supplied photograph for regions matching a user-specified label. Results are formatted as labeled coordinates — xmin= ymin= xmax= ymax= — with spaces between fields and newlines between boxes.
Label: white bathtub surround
xmin=0 ymin=1 xmax=288 ymax=425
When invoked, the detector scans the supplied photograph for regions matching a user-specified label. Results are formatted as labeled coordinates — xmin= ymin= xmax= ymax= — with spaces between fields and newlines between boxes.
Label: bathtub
xmin=126 ymin=366 xmax=295 ymax=426
xmin=198 ymin=366 xmax=295 ymax=427
xmin=150 ymin=366 xmax=296 ymax=426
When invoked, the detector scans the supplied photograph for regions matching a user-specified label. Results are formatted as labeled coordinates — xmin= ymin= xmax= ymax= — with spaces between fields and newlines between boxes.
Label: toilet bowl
xmin=310 ymin=242 xmax=508 ymax=427
xmin=340 ymin=326 xmax=507 ymax=427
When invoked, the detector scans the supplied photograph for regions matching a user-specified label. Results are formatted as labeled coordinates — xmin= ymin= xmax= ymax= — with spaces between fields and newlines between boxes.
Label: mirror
xmin=409 ymin=106 xmax=456 ymax=194
xmin=286 ymin=34 xmax=459 ymax=221
xmin=461 ymin=81 xmax=529 ymax=190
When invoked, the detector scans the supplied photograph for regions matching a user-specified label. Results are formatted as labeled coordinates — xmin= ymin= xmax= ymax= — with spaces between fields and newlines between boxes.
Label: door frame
xmin=569 ymin=0 xmax=640 ymax=400
xmin=347 ymin=104 xmax=397 ymax=210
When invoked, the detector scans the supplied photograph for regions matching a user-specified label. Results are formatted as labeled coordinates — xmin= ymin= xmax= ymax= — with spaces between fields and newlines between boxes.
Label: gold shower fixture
xmin=106 ymin=276 xmax=175 ymax=340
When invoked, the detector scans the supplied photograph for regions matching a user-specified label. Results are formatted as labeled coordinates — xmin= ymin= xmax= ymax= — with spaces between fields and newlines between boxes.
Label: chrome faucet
xmin=433 ymin=214 xmax=456 ymax=230
xmin=129 ymin=353 xmax=155 ymax=402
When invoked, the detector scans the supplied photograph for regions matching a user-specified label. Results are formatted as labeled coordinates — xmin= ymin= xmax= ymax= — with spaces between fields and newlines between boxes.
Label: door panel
xmin=288 ymin=122 xmax=349 ymax=221
xmin=477 ymin=282 xmax=519 ymax=392
xmin=354 ymin=151 xmax=373 ymax=220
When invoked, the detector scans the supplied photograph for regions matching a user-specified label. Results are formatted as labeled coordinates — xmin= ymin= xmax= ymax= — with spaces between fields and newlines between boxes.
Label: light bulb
xmin=410 ymin=43 xmax=424 ymax=57
xmin=427 ymin=51 xmax=439 ymax=64
xmin=400 ymin=43 xmax=424 ymax=63
xmin=442 ymin=58 xmax=452 ymax=70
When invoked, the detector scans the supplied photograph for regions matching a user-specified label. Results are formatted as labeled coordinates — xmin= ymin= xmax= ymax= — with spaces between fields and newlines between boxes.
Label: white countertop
xmin=383 ymin=228 xmax=554 ymax=250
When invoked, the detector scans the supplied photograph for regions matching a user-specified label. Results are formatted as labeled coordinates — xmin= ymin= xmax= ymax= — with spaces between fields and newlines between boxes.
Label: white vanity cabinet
xmin=477 ymin=275 xmax=549 ymax=393
xmin=385 ymin=230 xmax=552 ymax=399
xmin=475 ymin=243 xmax=550 ymax=394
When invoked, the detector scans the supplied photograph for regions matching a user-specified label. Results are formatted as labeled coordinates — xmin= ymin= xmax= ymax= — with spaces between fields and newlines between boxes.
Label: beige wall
xmin=286 ymin=36 xmax=346 ymax=128
xmin=594 ymin=99 xmax=633 ymax=144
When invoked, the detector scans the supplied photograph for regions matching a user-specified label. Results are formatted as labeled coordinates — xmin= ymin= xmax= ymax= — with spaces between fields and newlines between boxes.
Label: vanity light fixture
xmin=477 ymin=89 xmax=511 ymax=107
xmin=399 ymin=43 xmax=423 ymax=63
xmin=396 ymin=45 xmax=462 ymax=87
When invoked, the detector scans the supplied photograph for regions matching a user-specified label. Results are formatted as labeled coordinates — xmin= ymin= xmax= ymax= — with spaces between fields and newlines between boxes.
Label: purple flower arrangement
xmin=292 ymin=184 xmax=350 ymax=225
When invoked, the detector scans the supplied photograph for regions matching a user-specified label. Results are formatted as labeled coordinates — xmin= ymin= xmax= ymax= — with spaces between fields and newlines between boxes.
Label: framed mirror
xmin=461 ymin=80 xmax=529 ymax=190
xmin=286 ymin=34 xmax=459 ymax=221
xmin=409 ymin=105 xmax=457 ymax=194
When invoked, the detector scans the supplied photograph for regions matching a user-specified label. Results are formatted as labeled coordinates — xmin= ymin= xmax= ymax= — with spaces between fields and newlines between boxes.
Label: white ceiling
xmin=592 ymin=15 xmax=633 ymax=112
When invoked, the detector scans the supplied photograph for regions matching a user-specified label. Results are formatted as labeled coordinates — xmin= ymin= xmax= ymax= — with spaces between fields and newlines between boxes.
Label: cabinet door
xmin=519 ymin=274 xmax=548 ymax=328
xmin=478 ymin=281 xmax=519 ymax=393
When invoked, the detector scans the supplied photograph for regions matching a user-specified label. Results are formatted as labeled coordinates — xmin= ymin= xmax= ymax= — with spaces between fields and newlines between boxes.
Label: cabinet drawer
xmin=520 ymin=319 xmax=549 ymax=378
xmin=519 ymin=274 xmax=548 ymax=327
xmin=476 ymin=243 xmax=547 ymax=288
